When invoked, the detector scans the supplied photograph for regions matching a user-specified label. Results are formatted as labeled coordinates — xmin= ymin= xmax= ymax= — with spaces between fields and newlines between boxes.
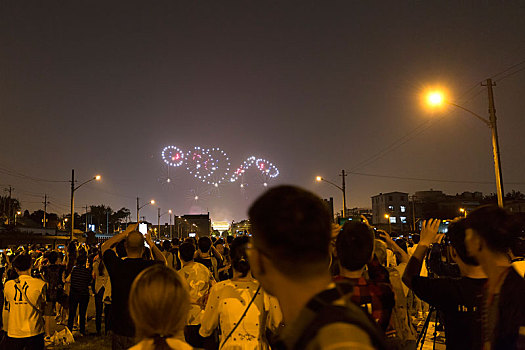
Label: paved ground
xmin=45 ymin=296 xmax=446 ymax=349
xmin=45 ymin=295 xmax=111 ymax=350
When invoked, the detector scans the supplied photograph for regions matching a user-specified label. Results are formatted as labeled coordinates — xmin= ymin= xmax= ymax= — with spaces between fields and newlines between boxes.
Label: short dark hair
xmin=48 ymin=251 xmax=59 ymax=264
xmin=76 ymin=254 xmax=87 ymax=267
xmin=465 ymin=205 xmax=515 ymax=253
xmin=179 ymin=243 xmax=195 ymax=262
xmin=230 ymin=236 xmax=250 ymax=277
xmin=447 ymin=219 xmax=478 ymax=266
xmin=13 ymin=254 xmax=32 ymax=271
xmin=336 ymin=222 xmax=374 ymax=271
xmin=162 ymin=240 xmax=171 ymax=251
xmin=198 ymin=237 xmax=212 ymax=253
xmin=226 ymin=236 xmax=234 ymax=244
xmin=248 ymin=185 xmax=332 ymax=278
xmin=171 ymin=238 xmax=180 ymax=246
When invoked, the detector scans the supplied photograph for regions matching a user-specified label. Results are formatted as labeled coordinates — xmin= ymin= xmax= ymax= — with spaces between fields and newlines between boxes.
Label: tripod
xmin=415 ymin=306 xmax=439 ymax=350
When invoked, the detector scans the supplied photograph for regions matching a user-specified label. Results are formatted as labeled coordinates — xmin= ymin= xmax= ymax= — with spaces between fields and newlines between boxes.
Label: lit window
xmin=388 ymin=205 xmax=394 ymax=211
xmin=389 ymin=216 xmax=397 ymax=224
xmin=400 ymin=216 xmax=407 ymax=223
xmin=400 ymin=205 xmax=406 ymax=213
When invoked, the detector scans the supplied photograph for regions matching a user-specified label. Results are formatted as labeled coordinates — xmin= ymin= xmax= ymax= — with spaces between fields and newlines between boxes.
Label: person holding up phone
xmin=101 ymin=224 xmax=167 ymax=350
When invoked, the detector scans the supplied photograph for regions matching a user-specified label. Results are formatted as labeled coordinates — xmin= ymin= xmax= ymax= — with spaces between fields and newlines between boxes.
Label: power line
xmin=348 ymin=171 xmax=525 ymax=185
xmin=0 ymin=166 xmax=68 ymax=183
xmin=490 ymin=58 xmax=525 ymax=80
xmin=495 ymin=64 xmax=525 ymax=83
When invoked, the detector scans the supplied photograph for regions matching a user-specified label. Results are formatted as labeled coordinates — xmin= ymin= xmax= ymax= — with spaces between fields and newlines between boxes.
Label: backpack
xmin=273 ymin=281 xmax=388 ymax=350
xmin=44 ymin=265 xmax=64 ymax=301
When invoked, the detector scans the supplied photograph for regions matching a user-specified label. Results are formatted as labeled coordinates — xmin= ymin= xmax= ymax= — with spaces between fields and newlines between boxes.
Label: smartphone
xmin=138 ymin=223 xmax=148 ymax=235
xmin=58 ymin=245 xmax=65 ymax=249
xmin=189 ymin=233 xmax=196 ymax=238
xmin=0 ymin=249 xmax=4 ymax=253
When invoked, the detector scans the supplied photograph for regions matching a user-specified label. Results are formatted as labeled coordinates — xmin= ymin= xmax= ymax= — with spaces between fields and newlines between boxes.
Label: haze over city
xmin=2 ymin=1 xmax=525 ymax=222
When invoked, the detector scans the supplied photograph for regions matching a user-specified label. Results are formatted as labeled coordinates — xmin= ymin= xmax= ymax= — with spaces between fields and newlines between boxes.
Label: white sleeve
xmin=265 ymin=293 xmax=283 ymax=331
xmin=199 ymin=284 xmax=220 ymax=337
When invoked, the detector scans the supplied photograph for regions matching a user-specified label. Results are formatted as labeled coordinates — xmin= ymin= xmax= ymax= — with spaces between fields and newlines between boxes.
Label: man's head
xmin=13 ymin=254 xmax=32 ymax=273
xmin=179 ymin=242 xmax=195 ymax=263
xmin=162 ymin=240 xmax=171 ymax=252
xmin=464 ymin=205 xmax=515 ymax=263
xmin=48 ymin=251 xmax=59 ymax=264
xmin=125 ymin=231 xmax=145 ymax=256
xmin=336 ymin=222 xmax=375 ymax=272
xmin=198 ymin=237 xmax=212 ymax=253
xmin=248 ymin=185 xmax=332 ymax=288
xmin=446 ymin=218 xmax=479 ymax=266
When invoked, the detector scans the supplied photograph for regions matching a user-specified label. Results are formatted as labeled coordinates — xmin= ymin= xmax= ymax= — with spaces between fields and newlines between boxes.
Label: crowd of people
xmin=0 ymin=185 xmax=524 ymax=350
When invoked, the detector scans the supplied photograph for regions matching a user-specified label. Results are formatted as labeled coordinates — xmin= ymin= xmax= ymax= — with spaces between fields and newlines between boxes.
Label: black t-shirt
xmin=103 ymin=250 xmax=159 ymax=337
xmin=412 ymin=276 xmax=487 ymax=350
xmin=491 ymin=268 xmax=525 ymax=350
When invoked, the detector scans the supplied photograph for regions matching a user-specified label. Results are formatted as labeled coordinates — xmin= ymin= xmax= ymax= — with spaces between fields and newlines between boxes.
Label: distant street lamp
xmin=14 ymin=211 xmax=21 ymax=225
xmin=316 ymin=170 xmax=347 ymax=217
xmin=168 ymin=210 xmax=173 ymax=239
xmin=136 ymin=198 xmax=155 ymax=223
xmin=459 ymin=208 xmax=467 ymax=218
xmin=70 ymin=170 xmax=101 ymax=241
xmin=425 ymin=79 xmax=504 ymax=207
xmin=384 ymin=214 xmax=391 ymax=234
xmin=157 ymin=208 xmax=172 ymax=239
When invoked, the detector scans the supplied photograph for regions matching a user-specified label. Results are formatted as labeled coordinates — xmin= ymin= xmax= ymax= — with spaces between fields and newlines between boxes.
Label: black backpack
xmin=44 ymin=265 xmax=64 ymax=301
xmin=272 ymin=282 xmax=388 ymax=350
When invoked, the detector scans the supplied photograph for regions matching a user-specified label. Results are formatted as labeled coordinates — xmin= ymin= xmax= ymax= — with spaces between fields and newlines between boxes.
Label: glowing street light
xmin=459 ymin=208 xmax=467 ymax=217
xmin=70 ymin=170 xmax=102 ymax=240
xmin=136 ymin=198 xmax=155 ymax=223
xmin=384 ymin=214 xmax=391 ymax=234
xmin=315 ymin=170 xmax=347 ymax=217
xmin=423 ymin=79 xmax=504 ymax=207
xmin=427 ymin=91 xmax=445 ymax=106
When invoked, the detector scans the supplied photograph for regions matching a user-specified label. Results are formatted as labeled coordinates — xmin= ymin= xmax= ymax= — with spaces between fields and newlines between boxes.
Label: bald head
xmin=126 ymin=231 xmax=145 ymax=255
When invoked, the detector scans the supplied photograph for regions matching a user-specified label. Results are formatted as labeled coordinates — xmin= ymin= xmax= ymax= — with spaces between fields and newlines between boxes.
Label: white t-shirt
xmin=199 ymin=278 xmax=282 ymax=350
xmin=4 ymin=275 xmax=46 ymax=338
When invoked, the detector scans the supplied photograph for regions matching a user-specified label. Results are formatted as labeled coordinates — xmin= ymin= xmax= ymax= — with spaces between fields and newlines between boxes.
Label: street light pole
xmin=70 ymin=169 xmax=75 ymax=241
xmin=486 ymin=78 xmax=504 ymax=207
xmin=136 ymin=198 xmax=155 ymax=224
xmin=316 ymin=170 xmax=348 ymax=217
xmin=169 ymin=210 xmax=172 ymax=239
xmin=427 ymin=81 xmax=504 ymax=207
xmin=70 ymin=170 xmax=101 ymax=241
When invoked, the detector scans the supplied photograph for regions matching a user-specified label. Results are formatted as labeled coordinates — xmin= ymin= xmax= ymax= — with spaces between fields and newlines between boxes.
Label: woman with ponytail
xmin=129 ymin=264 xmax=192 ymax=350
xmin=199 ymin=236 xmax=282 ymax=349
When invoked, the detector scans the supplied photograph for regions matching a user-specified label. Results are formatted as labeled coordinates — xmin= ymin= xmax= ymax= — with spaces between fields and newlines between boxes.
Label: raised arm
xmin=379 ymin=230 xmax=409 ymax=264
xmin=101 ymin=223 xmax=138 ymax=254
xmin=402 ymin=219 xmax=442 ymax=289
xmin=145 ymin=232 xmax=167 ymax=265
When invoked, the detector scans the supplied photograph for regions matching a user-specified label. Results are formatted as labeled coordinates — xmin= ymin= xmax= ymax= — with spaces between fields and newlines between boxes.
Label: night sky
xmin=2 ymin=1 xmax=525 ymax=222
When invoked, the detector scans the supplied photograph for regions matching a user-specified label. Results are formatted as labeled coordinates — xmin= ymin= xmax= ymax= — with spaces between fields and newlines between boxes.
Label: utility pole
xmin=157 ymin=207 xmax=161 ymax=239
xmin=106 ymin=210 xmax=110 ymax=234
xmin=7 ymin=186 xmax=13 ymax=225
xmin=83 ymin=205 xmax=89 ymax=232
xmin=339 ymin=170 xmax=347 ymax=218
xmin=484 ymin=78 xmax=504 ymax=207
xmin=70 ymin=169 xmax=75 ymax=241
xmin=136 ymin=197 xmax=140 ymax=223
xmin=43 ymin=194 xmax=50 ymax=228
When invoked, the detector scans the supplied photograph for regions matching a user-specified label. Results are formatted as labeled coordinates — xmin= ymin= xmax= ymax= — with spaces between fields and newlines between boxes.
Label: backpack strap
xmin=14 ymin=278 xmax=43 ymax=314
xmin=293 ymin=284 xmax=387 ymax=350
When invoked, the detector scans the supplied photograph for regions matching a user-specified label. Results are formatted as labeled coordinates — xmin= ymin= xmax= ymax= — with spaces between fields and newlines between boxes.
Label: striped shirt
xmin=70 ymin=266 xmax=92 ymax=296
